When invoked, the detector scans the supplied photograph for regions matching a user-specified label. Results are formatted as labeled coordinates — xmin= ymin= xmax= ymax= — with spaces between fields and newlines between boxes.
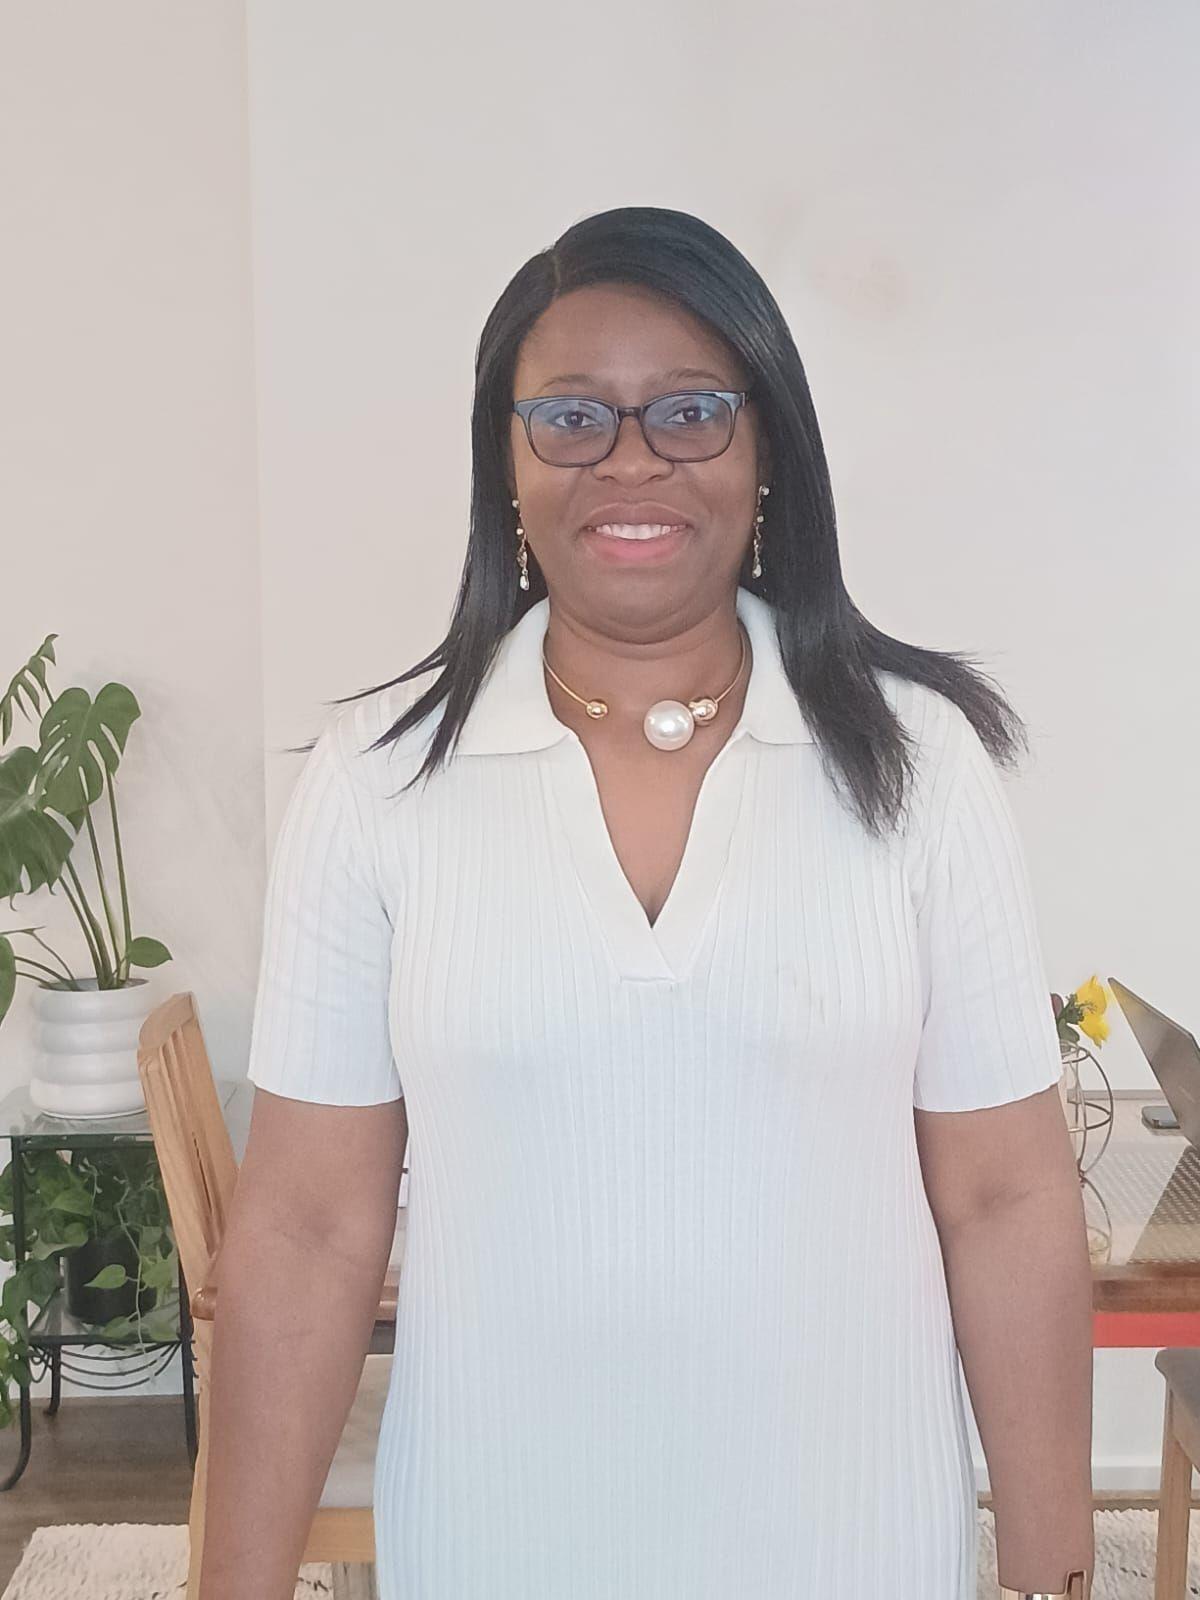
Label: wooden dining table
xmin=370 ymin=1093 xmax=1200 ymax=1354
xmin=1085 ymin=1093 xmax=1200 ymax=1347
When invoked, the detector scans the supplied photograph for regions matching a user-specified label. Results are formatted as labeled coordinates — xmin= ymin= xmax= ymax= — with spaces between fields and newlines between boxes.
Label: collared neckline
xmin=453 ymin=584 xmax=813 ymax=756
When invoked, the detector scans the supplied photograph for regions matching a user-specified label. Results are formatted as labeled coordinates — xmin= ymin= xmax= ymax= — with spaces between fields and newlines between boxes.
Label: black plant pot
xmin=65 ymin=1232 xmax=156 ymax=1324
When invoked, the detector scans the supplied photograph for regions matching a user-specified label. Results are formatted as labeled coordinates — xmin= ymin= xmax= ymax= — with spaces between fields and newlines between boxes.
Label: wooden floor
xmin=0 ymin=1395 xmax=193 ymax=1589
xmin=0 ymin=1396 xmax=1193 ymax=1590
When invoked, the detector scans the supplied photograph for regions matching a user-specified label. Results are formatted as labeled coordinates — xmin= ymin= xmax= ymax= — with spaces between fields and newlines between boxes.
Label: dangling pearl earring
xmin=752 ymin=483 xmax=769 ymax=578
xmin=512 ymin=497 xmax=530 ymax=591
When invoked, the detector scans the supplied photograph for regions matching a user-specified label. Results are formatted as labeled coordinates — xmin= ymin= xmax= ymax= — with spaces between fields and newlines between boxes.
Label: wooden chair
xmin=136 ymin=990 xmax=400 ymax=1600
xmin=1153 ymin=1348 xmax=1200 ymax=1598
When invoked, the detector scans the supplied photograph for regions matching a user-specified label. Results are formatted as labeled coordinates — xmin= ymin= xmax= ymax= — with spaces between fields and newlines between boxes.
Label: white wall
xmin=247 ymin=0 xmax=1199 ymax=1088
xmin=1 ymin=0 xmax=1196 ymax=1485
xmin=0 ymin=0 xmax=262 ymax=1399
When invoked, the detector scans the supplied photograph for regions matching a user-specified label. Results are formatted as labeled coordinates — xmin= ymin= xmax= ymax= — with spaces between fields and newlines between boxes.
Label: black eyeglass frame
xmin=511 ymin=389 xmax=752 ymax=467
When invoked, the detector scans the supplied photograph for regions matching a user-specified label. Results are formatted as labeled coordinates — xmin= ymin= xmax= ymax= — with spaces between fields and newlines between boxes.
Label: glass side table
xmin=0 ymin=1078 xmax=252 ymax=1491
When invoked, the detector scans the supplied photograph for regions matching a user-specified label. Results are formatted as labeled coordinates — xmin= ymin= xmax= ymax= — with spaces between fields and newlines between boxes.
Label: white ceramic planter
xmin=29 ymin=976 xmax=156 ymax=1119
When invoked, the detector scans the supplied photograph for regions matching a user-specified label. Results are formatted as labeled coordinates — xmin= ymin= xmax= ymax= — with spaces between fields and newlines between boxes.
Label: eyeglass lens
xmin=527 ymin=392 xmax=734 ymax=465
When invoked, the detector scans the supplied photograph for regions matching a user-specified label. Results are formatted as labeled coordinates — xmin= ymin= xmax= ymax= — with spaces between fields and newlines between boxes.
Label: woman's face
xmin=507 ymin=283 xmax=770 ymax=617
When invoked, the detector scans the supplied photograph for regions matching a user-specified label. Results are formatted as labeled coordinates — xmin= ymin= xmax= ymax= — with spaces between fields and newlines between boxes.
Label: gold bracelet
xmin=998 ymin=1568 xmax=1091 ymax=1600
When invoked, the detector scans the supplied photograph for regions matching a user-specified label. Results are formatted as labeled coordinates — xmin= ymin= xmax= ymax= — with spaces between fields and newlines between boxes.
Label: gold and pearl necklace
xmin=541 ymin=622 xmax=748 ymax=751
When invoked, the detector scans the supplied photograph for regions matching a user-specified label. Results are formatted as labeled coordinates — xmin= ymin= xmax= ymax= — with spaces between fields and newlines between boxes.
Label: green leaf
xmin=35 ymin=1154 xmax=74 ymax=1201
xmin=125 ymin=936 xmax=171 ymax=968
xmin=1 ymin=1275 xmax=31 ymax=1332
xmin=48 ymin=1186 xmax=93 ymax=1217
xmin=0 ymin=634 xmax=58 ymax=745
xmin=93 ymin=1313 xmax=136 ymax=1339
xmin=82 ymin=1263 xmax=128 ymax=1291
xmin=23 ymin=1257 xmax=63 ymax=1301
xmin=0 ymin=745 xmax=77 ymax=900
xmin=33 ymin=1220 xmax=87 ymax=1254
xmin=36 ymin=683 xmax=140 ymax=817
xmin=137 ymin=1311 xmax=180 ymax=1342
xmin=0 ymin=937 xmax=13 ymax=1027
xmin=140 ymin=1253 xmax=177 ymax=1293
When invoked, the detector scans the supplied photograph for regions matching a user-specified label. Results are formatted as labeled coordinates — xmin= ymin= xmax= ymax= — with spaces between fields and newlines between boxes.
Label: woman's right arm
xmin=197 ymin=1085 xmax=408 ymax=1600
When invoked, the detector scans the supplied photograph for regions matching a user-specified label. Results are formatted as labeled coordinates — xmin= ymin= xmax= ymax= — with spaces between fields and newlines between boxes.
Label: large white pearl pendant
xmin=644 ymin=696 xmax=719 ymax=751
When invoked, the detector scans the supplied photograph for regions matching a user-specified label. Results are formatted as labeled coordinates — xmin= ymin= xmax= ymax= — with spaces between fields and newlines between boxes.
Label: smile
xmin=584 ymin=523 xmax=689 ymax=541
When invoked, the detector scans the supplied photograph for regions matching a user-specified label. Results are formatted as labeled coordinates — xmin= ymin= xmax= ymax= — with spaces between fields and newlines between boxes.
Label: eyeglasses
xmin=512 ymin=389 xmax=751 ymax=467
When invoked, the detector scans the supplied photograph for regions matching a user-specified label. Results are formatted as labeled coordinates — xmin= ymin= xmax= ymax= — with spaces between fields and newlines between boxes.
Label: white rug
xmin=1 ymin=1523 xmax=334 ymax=1598
xmin=3 ymin=1511 xmax=1197 ymax=1598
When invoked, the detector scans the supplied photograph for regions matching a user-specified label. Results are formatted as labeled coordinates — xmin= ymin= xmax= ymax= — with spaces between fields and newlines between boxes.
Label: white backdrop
xmin=1 ymin=0 xmax=1197 ymax=1488
xmin=248 ymin=0 xmax=1200 ymax=1067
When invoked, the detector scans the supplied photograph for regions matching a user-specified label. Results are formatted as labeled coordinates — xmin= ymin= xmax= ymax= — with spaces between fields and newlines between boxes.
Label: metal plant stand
xmin=0 ymin=1079 xmax=250 ymax=1491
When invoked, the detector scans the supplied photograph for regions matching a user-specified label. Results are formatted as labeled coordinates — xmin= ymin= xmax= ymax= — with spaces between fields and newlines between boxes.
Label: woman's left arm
xmin=915 ymin=1083 xmax=1096 ymax=1594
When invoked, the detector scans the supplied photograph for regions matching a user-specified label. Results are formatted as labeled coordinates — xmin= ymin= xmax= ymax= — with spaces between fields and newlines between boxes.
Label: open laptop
xmin=1108 ymin=976 xmax=1200 ymax=1142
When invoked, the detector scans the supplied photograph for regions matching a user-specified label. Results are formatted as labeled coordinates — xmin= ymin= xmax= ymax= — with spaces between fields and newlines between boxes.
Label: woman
xmin=206 ymin=207 xmax=1095 ymax=1599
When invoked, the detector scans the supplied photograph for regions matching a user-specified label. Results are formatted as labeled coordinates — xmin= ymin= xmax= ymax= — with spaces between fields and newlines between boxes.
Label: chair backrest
xmin=137 ymin=992 xmax=240 ymax=1328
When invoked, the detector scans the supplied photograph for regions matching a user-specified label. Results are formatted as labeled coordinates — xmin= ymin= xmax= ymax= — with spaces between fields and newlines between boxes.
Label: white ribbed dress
xmin=245 ymin=584 xmax=1063 ymax=1600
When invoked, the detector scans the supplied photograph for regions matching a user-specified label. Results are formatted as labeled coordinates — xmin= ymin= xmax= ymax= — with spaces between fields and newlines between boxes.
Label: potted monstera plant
xmin=0 ymin=634 xmax=172 ymax=1116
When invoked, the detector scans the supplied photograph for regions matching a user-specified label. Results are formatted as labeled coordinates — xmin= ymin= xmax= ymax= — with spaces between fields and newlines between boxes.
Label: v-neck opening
xmin=523 ymin=586 xmax=790 ymax=984
xmin=546 ymin=722 xmax=753 ymax=984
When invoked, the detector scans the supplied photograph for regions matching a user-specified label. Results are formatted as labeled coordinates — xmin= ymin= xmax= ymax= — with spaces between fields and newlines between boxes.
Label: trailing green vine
xmin=0 ymin=1142 xmax=180 ymax=1428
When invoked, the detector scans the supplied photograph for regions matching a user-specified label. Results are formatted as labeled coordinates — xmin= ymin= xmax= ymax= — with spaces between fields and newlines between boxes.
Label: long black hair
xmin=296 ymin=205 xmax=1028 ymax=840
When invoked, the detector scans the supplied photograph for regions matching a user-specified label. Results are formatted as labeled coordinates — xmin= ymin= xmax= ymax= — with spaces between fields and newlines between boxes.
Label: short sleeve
xmin=912 ymin=707 xmax=1062 ymax=1113
xmin=245 ymin=715 xmax=402 ymax=1105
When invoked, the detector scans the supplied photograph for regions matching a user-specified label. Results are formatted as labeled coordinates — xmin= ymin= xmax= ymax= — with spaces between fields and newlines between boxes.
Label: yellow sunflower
xmin=1075 ymin=974 xmax=1110 ymax=1045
